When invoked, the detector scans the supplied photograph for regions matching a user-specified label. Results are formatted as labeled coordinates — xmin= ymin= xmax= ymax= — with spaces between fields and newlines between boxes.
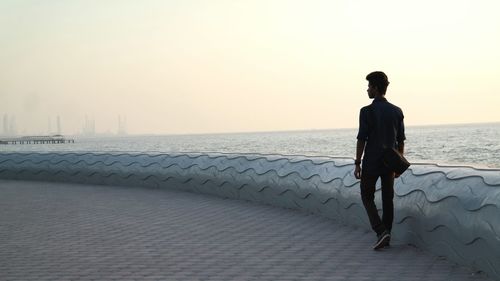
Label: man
xmin=354 ymin=71 xmax=406 ymax=250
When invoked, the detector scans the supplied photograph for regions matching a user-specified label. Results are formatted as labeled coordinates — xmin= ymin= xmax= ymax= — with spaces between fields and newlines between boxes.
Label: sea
xmin=1 ymin=123 xmax=500 ymax=169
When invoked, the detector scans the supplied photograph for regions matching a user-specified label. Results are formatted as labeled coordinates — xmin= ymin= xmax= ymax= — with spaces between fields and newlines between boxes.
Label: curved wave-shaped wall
xmin=0 ymin=152 xmax=499 ymax=279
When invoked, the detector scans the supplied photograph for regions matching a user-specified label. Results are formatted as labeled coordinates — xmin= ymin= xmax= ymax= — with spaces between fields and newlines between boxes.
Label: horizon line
xmin=60 ymin=120 xmax=500 ymax=138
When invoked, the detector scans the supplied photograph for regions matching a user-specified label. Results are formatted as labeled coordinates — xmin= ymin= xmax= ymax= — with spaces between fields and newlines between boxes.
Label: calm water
xmin=1 ymin=123 xmax=500 ymax=169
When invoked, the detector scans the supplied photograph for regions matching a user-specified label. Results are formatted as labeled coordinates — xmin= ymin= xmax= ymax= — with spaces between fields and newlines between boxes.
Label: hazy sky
xmin=1 ymin=0 xmax=499 ymax=135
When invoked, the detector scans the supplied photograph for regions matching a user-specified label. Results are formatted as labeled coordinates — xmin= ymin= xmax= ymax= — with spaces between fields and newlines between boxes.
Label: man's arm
xmin=354 ymin=140 xmax=365 ymax=179
xmin=397 ymin=141 xmax=404 ymax=155
xmin=356 ymin=140 xmax=365 ymax=162
xmin=394 ymin=141 xmax=405 ymax=178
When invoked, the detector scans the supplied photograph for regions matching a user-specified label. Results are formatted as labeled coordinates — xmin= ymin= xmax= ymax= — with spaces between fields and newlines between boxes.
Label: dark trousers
xmin=360 ymin=172 xmax=395 ymax=235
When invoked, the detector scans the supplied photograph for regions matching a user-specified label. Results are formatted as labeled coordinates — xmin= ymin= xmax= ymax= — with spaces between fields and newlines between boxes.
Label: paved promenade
xmin=0 ymin=180 xmax=491 ymax=281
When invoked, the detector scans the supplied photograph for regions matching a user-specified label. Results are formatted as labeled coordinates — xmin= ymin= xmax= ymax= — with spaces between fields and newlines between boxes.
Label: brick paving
xmin=0 ymin=180 xmax=491 ymax=281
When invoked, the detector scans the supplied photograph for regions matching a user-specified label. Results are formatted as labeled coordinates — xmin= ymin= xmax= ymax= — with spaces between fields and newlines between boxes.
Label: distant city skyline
xmin=2 ymin=114 xmax=17 ymax=136
xmin=1 ymin=111 xmax=499 ymax=137
xmin=0 ymin=113 xmax=131 ymax=136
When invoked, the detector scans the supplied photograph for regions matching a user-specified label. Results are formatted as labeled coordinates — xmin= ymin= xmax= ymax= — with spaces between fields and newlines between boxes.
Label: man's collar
xmin=372 ymin=97 xmax=387 ymax=103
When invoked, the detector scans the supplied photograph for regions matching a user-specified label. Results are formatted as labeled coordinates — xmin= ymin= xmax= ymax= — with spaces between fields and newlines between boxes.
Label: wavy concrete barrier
xmin=0 ymin=152 xmax=499 ymax=279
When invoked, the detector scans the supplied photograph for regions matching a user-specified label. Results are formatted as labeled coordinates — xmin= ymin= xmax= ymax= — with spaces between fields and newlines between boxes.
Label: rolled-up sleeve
xmin=397 ymin=111 xmax=406 ymax=142
xmin=356 ymin=108 xmax=369 ymax=140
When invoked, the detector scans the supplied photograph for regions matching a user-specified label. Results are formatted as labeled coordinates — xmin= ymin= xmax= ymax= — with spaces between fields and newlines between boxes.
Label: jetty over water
xmin=0 ymin=135 xmax=74 ymax=145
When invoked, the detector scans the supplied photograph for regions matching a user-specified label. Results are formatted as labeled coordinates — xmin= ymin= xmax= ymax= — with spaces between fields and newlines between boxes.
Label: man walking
xmin=354 ymin=71 xmax=406 ymax=250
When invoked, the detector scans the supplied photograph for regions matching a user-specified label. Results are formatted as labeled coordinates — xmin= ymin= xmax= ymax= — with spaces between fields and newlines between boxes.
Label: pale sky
xmin=1 ymin=0 xmax=499 ymax=135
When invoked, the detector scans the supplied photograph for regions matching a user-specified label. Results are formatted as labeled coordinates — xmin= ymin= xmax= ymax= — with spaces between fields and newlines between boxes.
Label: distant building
xmin=118 ymin=115 xmax=127 ymax=135
xmin=8 ymin=115 xmax=17 ymax=136
xmin=3 ymin=114 xmax=8 ymax=135
xmin=56 ymin=115 xmax=61 ymax=135
xmin=82 ymin=116 xmax=96 ymax=136
xmin=48 ymin=116 xmax=52 ymax=135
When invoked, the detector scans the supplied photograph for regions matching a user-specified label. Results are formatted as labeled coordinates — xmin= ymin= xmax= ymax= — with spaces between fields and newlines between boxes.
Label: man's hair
xmin=366 ymin=71 xmax=390 ymax=95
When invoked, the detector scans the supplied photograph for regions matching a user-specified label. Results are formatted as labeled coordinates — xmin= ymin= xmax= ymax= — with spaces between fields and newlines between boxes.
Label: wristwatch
xmin=354 ymin=160 xmax=361 ymax=165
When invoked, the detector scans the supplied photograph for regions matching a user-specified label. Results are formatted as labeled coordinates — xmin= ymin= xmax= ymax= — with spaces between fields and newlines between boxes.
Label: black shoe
xmin=385 ymin=236 xmax=391 ymax=248
xmin=373 ymin=231 xmax=390 ymax=250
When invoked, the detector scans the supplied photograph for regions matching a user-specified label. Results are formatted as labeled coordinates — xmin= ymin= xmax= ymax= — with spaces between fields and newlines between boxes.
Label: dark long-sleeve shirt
xmin=357 ymin=97 xmax=406 ymax=175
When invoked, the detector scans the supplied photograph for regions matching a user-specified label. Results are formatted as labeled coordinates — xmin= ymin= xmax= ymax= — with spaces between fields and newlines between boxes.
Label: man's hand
xmin=355 ymin=140 xmax=365 ymax=180
xmin=354 ymin=165 xmax=362 ymax=179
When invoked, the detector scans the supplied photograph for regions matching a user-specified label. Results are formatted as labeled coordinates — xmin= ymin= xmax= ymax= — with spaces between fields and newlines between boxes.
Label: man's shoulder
xmin=360 ymin=104 xmax=372 ymax=112
xmin=386 ymin=101 xmax=404 ymax=113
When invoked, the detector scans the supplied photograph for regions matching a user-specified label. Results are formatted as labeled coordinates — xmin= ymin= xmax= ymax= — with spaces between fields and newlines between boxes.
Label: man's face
xmin=367 ymin=83 xmax=377 ymax=99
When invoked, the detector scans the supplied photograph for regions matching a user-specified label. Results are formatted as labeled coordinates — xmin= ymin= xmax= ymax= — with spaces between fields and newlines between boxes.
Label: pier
xmin=0 ymin=135 xmax=75 ymax=145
